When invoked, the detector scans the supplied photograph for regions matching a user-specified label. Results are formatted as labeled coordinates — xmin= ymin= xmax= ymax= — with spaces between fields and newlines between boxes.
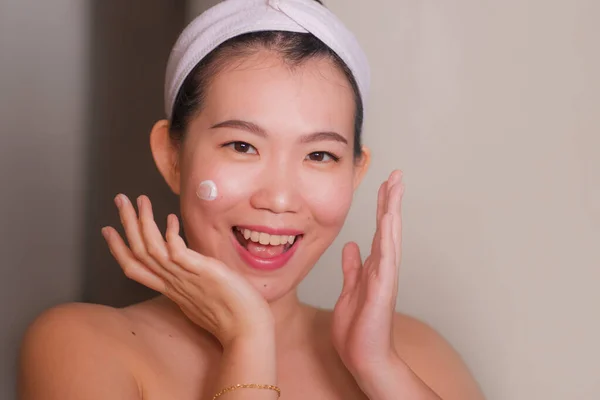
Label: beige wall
xmin=297 ymin=1 xmax=600 ymax=399
xmin=189 ymin=0 xmax=600 ymax=398
xmin=0 ymin=0 xmax=89 ymax=398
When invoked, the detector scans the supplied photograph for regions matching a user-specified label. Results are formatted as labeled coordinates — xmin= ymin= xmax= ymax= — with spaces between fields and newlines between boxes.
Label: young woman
xmin=19 ymin=1 xmax=484 ymax=399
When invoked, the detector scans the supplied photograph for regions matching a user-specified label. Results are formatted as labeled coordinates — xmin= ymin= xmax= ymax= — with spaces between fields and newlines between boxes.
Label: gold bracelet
xmin=212 ymin=383 xmax=281 ymax=399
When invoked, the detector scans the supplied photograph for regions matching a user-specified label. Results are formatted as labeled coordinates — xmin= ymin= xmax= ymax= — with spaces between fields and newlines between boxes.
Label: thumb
xmin=340 ymin=242 xmax=362 ymax=297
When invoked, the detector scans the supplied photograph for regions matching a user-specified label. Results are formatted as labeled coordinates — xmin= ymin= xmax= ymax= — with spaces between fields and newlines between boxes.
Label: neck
xmin=268 ymin=289 xmax=318 ymax=350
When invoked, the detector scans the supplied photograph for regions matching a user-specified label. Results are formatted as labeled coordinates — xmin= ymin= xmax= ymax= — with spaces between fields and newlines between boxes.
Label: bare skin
xmin=19 ymin=52 xmax=484 ymax=399
xmin=19 ymin=297 xmax=483 ymax=400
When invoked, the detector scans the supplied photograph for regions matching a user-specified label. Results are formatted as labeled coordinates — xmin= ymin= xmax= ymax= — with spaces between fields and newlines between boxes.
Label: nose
xmin=249 ymin=162 xmax=301 ymax=214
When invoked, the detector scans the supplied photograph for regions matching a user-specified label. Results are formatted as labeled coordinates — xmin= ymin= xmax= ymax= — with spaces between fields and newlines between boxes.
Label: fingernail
xmin=114 ymin=195 xmax=123 ymax=208
xmin=101 ymin=227 xmax=110 ymax=239
xmin=137 ymin=196 xmax=142 ymax=209
xmin=393 ymin=170 xmax=403 ymax=183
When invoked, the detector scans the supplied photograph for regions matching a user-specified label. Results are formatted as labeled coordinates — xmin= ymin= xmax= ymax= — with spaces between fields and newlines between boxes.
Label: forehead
xmin=200 ymin=51 xmax=356 ymax=137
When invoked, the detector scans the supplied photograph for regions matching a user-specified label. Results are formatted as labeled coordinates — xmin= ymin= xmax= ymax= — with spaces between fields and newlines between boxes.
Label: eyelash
xmin=222 ymin=141 xmax=258 ymax=155
xmin=306 ymin=152 xmax=340 ymax=163
xmin=222 ymin=141 xmax=341 ymax=163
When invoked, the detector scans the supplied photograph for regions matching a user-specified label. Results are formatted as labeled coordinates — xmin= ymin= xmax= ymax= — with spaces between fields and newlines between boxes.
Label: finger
xmin=383 ymin=172 xmax=403 ymax=300
xmin=385 ymin=170 xmax=403 ymax=214
xmin=166 ymin=213 xmax=181 ymax=240
xmin=376 ymin=180 xmax=388 ymax=231
xmin=375 ymin=170 xmax=402 ymax=243
xmin=165 ymin=214 xmax=211 ymax=274
xmin=389 ymin=183 xmax=404 ymax=268
xmin=137 ymin=196 xmax=179 ymax=275
xmin=101 ymin=227 xmax=165 ymax=292
xmin=384 ymin=170 xmax=403 ymax=259
xmin=393 ymin=186 xmax=404 ymax=300
xmin=340 ymin=242 xmax=362 ymax=297
xmin=115 ymin=194 xmax=166 ymax=277
xmin=165 ymin=213 xmax=188 ymax=253
xmin=376 ymin=213 xmax=397 ymax=297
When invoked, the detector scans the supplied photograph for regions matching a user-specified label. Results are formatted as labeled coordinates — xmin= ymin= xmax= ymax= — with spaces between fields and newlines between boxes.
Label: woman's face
xmin=175 ymin=50 xmax=367 ymax=302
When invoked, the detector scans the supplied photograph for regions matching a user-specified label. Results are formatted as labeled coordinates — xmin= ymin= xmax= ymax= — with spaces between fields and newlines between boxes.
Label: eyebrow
xmin=210 ymin=119 xmax=348 ymax=145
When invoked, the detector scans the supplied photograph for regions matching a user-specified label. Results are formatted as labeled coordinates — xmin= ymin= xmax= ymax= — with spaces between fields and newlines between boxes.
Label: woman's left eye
xmin=306 ymin=152 xmax=340 ymax=163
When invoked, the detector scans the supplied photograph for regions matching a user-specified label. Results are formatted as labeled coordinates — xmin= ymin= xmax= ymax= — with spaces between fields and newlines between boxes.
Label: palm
xmin=332 ymin=171 xmax=404 ymax=374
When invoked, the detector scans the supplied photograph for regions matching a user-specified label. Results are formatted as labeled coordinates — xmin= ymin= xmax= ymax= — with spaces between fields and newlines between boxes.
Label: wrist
xmin=226 ymin=331 xmax=275 ymax=352
xmin=223 ymin=326 xmax=277 ymax=366
xmin=220 ymin=309 xmax=275 ymax=349
xmin=354 ymin=354 xmax=440 ymax=400
xmin=349 ymin=350 xmax=400 ymax=384
xmin=215 ymin=329 xmax=278 ymax=396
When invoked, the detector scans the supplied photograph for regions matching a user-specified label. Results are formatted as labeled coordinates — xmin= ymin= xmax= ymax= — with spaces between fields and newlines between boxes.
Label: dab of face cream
xmin=196 ymin=180 xmax=218 ymax=201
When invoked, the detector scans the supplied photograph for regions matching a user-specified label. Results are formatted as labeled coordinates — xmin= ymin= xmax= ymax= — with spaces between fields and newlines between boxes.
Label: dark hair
xmin=169 ymin=1 xmax=363 ymax=158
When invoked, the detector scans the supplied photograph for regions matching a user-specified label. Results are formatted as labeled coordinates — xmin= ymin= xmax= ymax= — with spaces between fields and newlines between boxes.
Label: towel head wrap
xmin=164 ymin=0 xmax=370 ymax=119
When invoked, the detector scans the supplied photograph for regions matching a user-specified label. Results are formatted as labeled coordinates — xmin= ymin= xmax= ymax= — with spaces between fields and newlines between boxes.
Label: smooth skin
xmin=18 ymin=51 xmax=484 ymax=400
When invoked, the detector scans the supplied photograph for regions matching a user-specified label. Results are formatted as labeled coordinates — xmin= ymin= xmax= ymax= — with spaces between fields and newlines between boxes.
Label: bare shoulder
xmin=18 ymin=302 xmax=143 ymax=400
xmin=392 ymin=313 xmax=485 ymax=400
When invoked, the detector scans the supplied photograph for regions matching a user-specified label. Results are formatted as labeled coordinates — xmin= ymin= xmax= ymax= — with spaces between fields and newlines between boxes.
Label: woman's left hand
xmin=332 ymin=170 xmax=404 ymax=381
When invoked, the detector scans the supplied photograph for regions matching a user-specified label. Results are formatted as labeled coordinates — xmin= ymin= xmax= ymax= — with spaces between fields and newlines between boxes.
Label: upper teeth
xmin=237 ymin=228 xmax=297 ymax=246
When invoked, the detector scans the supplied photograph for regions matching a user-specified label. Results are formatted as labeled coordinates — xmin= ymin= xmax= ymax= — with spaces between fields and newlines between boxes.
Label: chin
xmin=252 ymin=281 xmax=296 ymax=303
xmin=229 ymin=247 xmax=312 ymax=304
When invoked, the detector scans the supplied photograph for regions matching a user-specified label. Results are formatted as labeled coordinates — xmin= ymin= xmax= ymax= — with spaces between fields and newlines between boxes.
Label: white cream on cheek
xmin=196 ymin=179 xmax=218 ymax=201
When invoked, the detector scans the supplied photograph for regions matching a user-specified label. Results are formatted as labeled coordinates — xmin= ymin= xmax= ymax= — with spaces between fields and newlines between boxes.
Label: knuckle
xmin=130 ymin=244 xmax=147 ymax=260
xmin=171 ymin=276 xmax=188 ymax=293
xmin=123 ymin=269 xmax=136 ymax=280
xmin=169 ymin=246 xmax=185 ymax=264
xmin=162 ymin=280 xmax=174 ymax=296
xmin=120 ymin=263 xmax=136 ymax=279
xmin=146 ymin=244 xmax=162 ymax=260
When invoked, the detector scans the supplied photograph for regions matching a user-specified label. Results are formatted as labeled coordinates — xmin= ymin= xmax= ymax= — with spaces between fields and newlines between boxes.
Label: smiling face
xmin=154 ymin=50 xmax=369 ymax=302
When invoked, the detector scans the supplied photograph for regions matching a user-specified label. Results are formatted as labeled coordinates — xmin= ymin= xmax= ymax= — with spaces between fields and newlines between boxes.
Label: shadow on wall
xmin=82 ymin=1 xmax=185 ymax=307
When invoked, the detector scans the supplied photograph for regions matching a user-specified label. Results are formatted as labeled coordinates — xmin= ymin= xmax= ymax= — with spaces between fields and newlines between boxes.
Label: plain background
xmin=2 ymin=0 xmax=598 ymax=399
xmin=1 ymin=1 xmax=88 ymax=398
xmin=0 ymin=1 xmax=184 ymax=398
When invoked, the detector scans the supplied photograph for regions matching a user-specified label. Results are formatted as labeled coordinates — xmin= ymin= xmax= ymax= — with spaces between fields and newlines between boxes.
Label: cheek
xmin=302 ymin=170 xmax=355 ymax=230
xmin=182 ymin=161 xmax=253 ymax=217
xmin=179 ymin=157 xmax=257 ymax=255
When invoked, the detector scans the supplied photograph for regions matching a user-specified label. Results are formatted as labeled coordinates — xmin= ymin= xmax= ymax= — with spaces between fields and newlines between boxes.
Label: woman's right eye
xmin=223 ymin=141 xmax=258 ymax=155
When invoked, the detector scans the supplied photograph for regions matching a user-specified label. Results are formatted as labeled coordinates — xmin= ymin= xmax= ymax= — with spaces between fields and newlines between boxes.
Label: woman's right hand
xmin=101 ymin=194 xmax=273 ymax=347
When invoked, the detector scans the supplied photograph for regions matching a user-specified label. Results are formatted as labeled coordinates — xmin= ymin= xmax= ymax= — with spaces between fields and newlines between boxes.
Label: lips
xmin=231 ymin=226 xmax=303 ymax=271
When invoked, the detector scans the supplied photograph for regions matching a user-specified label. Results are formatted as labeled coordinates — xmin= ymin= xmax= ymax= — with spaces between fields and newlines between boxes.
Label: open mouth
xmin=232 ymin=227 xmax=303 ymax=260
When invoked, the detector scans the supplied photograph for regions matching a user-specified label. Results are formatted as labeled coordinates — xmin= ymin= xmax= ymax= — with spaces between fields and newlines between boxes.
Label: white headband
xmin=164 ymin=0 xmax=370 ymax=119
